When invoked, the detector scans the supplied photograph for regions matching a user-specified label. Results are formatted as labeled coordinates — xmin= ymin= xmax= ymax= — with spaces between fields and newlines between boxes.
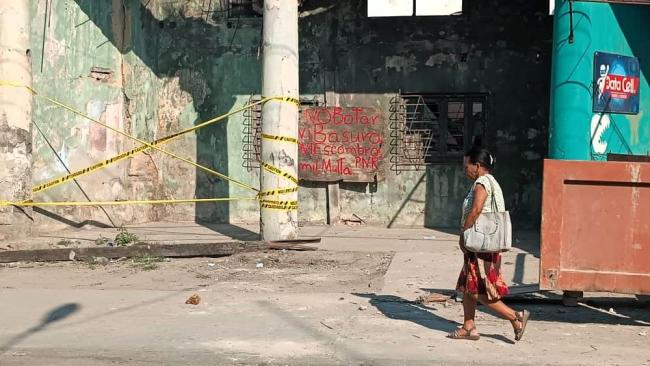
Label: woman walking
xmin=447 ymin=147 xmax=529 ymax=342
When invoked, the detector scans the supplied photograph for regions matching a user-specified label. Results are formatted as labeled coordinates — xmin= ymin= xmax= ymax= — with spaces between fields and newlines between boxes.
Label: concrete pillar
xmin=549 ymin=1 xmax=650 ymax=159
xmin=260 ymin=0 xmax=299 ymax=241
xmin=549 ymin=0 xmax=594 ymax=160
xmin=0 ymin=1 xmax=33 ymax=239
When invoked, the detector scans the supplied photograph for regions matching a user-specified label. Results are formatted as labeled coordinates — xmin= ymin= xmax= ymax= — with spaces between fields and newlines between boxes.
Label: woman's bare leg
xmin=477 ymin=295 xmax=525 ymax=334
xmin=449 ymin=292 xmax=481 ymax=338
xmin=477 ymin=295 xmax=517 ymax=321
xmin=463 ymin=292 xmax=478 ymax=330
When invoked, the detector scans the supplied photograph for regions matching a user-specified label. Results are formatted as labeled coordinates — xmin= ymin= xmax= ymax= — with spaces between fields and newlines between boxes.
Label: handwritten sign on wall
xmin=299 ymin=106 xmax=384 ymax=182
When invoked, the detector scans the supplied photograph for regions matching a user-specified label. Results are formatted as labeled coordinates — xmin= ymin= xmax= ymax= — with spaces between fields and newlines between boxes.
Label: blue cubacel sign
xmin=593 ymin=51 xmax=640 ymax=114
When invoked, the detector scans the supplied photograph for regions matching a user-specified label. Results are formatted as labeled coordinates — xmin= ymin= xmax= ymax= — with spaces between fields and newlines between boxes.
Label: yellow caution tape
xmin=0 ymin=197 xmax=298 ymax=210
xmin=263 ymin=96 xmax=300 ymax=107
xmin=0 ymin=80 xmax=278 ymax=193
xmin=260 ymin=200 xmax=297 ymax=206
xmin=0 ymin=80 xmax=279 ymax=193
xmin=0 ymin=197 xmax=257 ymax=207
xmin=0 ymin=196 xmax=299 ymax=211
xmin=259 ymin=199 xmax=298 ymax=210
xmin=257 ymin=98 xmax=299 ymax=209
xmin=257 ymin=186 xmax=299 ymax=197
xmin=0 ymin=80 xmax=38 ymax=94
xmin=260 ymin=161 xmax=299 ymax=185
xmin=260 ymin=204 xmax=297 ymax=210
xmin=261 ymin=133 xmax=298 ymax=144
xmin=0 ymin=80 xmax=259 ymax=192
xmin=32 ymin=134 xmax=176 ymax=193
xmin=260 ymin=203 xmax=297 ymax=210
xmin=36 ymin=94 xmax=259 ymax=193
xmin=1 ymin=81 xmax=304 ymax=210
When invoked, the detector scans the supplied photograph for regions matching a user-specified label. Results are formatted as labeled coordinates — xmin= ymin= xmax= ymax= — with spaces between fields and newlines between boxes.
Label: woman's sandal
xmin=513 ymin=310 xmax=530 ymax=341
xmin=447 ymin=326 xmax=480 ymax=341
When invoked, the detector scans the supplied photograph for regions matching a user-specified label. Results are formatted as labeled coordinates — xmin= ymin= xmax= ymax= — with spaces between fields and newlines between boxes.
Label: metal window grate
xmin=242 ymin=96 xmax=263 ymax=171
xmin=390 ymin=95 xmax=434 ymax=172
xmin=242 ymin=96 xmax=323 ymax=172
xmin=390 ymin=93 xmax=488 ymax=173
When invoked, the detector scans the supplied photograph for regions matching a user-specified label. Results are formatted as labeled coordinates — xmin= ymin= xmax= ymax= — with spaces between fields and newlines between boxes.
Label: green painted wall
xmin=31 ymin=0 xmax=129 ymax=227
xmin=29 ymin=0 xmax=551 ymax=230
xmin=550 ymin=1 xmax=650 ymax=160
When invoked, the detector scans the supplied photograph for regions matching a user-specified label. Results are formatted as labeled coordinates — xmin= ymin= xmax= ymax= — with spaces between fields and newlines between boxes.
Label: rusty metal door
xmin=540 ymin=160 xmax=650 ymax=295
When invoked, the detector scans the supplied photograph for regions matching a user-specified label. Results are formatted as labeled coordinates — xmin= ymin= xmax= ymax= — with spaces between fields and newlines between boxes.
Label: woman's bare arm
xmin=459 ymin=184 xmax=488 ymax=253
xmin=462 ymin=184 xmax=488 ymax=231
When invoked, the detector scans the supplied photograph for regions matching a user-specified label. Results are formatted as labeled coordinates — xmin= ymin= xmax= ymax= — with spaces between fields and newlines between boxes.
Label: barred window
xmin=390 ymin=93 xmax=487 ymax=172
xmin=242 ymin=96 xmax=323 ymax=171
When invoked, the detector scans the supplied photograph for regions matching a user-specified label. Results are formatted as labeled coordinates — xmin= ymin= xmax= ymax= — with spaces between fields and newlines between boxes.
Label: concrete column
xmin=260 ymin=0 xmax=299 ymax=240
xmin=549 ymin=1 xmax=650 ymax=159
xmin=548 ymin=0 xmax=594 ymax=160
xmin=0 ymin=1 xmax=33 ymax=239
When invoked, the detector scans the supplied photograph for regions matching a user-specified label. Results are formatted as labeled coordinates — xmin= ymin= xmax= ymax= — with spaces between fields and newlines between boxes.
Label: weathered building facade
xmin=21 ymin=0 xmax=551 ymax=233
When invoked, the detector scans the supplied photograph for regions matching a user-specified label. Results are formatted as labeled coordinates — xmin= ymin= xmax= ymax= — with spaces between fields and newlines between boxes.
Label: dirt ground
xmin=0 ymin=250 xmax=394 ymax=294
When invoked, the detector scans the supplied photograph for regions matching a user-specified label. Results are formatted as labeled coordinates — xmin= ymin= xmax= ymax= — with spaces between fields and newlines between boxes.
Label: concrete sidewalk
xmin=2 ymin=221 xmax=542 ymax=297
xmin=0 ymin=223 xmax=647 ymax=365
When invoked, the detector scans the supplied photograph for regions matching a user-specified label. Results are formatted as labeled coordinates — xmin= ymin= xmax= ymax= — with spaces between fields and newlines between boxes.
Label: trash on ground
xmin=185 ymin=294 xmax=201 ymax=305
xmin=415 ymin=292 xmax=451 ymax=305
xmin=341 ymin=214 xmax=366 ymax=226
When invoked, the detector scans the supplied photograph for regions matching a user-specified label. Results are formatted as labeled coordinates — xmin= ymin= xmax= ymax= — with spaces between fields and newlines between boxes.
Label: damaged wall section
xmin=28 ymin=0 xmax=551 ymax=230
xmin=0 ymin=1 xmax=33 ymax=240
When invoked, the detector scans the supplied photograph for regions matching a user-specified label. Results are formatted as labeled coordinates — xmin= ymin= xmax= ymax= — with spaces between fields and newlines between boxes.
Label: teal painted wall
xmin=550 ymin=0 xmax=650 ymax=160
xmin=29 ymin=0 xmax=551 ymax=230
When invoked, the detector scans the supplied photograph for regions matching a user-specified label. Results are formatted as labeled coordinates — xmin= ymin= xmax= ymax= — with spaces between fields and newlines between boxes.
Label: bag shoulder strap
xmin=472 ymin=175 xmax=499 ymax=212
xmin=481 ymin=175 xmax=498 ymax=212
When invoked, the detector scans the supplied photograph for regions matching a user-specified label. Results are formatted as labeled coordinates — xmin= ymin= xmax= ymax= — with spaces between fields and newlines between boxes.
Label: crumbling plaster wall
xmin=29 ymin=0 xmax=551 ymax=230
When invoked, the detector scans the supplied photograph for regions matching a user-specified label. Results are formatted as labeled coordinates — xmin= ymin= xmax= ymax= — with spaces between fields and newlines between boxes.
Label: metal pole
xmin=0 ymin=0 xmax=33 ymax=240
xmin=260 ymin=0 xmax=299 ymax=241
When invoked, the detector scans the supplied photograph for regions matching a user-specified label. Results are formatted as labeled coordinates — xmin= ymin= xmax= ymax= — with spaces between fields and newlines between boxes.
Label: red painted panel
xmin=540 ymin=160 xmax=650 ymax=294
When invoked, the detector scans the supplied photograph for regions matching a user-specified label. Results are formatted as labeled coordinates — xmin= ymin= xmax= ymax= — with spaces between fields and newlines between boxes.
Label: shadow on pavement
xmin=353 ymin=293 xmax=517 ymax=344
xmin=196 ymin=223 xmax=260 ymax=241
xmin=0 ymin=303 xmax=81 ymax=354
xmin=418 ymin=288 xmax=650 ymax=327
xmin=353 ymin=293 xmax=457 ymax=332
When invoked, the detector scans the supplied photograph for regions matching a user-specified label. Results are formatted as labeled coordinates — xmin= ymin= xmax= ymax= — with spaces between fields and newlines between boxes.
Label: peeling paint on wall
xmin=628 ymin=111 xmax=643 ymax=146
xmin=27 ymin=0 xmax=551 ymax=230
xmin=425 ymin=53 xmax=457 ymax=67
xmin=385 ymin=55 xmax=418 ymax=73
